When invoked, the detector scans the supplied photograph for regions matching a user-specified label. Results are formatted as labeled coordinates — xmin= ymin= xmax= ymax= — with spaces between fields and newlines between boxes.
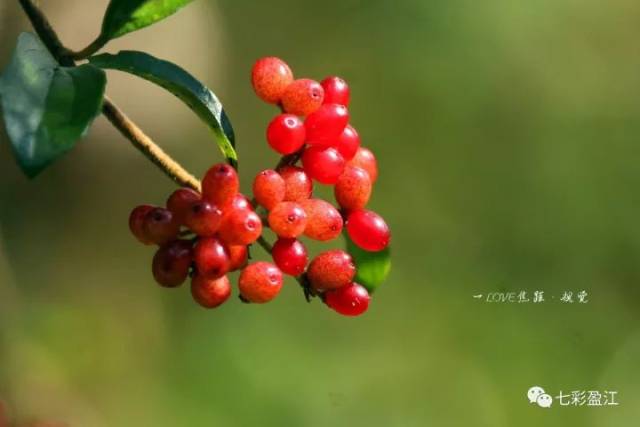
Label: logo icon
xmin=528 ymin=386 xmax=553 ymax=408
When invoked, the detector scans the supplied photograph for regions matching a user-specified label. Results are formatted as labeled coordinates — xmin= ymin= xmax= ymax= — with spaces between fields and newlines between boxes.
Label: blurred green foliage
xmin=1 ymin=0 xmax=640 ymax=426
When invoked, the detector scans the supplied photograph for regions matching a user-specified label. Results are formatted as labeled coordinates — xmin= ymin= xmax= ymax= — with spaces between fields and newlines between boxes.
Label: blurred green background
xmin=1 ymin=0 xmax=640 ymax=425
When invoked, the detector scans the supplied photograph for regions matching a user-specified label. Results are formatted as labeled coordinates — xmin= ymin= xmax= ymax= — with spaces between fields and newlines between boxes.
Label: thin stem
xmin=66 ymin=35 xmax=108 ymax=60
xmin=18 ymin=0 xmax=201 ymax=192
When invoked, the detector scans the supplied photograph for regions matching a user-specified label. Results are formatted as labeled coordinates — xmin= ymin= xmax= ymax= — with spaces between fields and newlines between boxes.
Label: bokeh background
xmin=1 ymin=0 xmax=640 ymax=425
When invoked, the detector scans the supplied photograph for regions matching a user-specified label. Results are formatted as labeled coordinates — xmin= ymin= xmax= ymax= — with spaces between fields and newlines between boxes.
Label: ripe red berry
xmin=251 ymin=57 xmax=293 ymax=104
xmin=152 ymin=239 xmax=193 ymax=287
xmin=281 ymin=78 xmax=324 ymax=116
xmin=334 ymin=166 xmax=372 ymax=211
xmin=320 ymin=76 xmax=350 ymax=106
xmin=193 ymin=237 xmax=230 ymax=279
xmin=184 ymin=200 xmax=223 ymax=236
xmin=300 ymin=199 xmax=343 ymax=241
xmin=238 ymin=261 xmax=283 ymax=303
xmin=227 ymin=244 xmax=249 ymax=271
xmin=307 ymin=250 xmax=356 ymax=292
xmin=271 ymin=238 xmax=308 ymax=276
xmin=302 ymin=146 xmax=345 ymax=184
xmin=144 ymin=207 xmax=179 ymax=245
xmin=324 ymin=283 xmax=370 ymax=316
xmin=268 ymin=201 xmax=308 ymax=238
xmin=202 ymin=163 xmax=239 ymax=208
xmin=334 ymin=125 xmax=360 ymax=161
xmin=253 ymin=169 xmax=285 ymax=210
xmin=278 ymin=165 xmax=313 ymax=202
xmin=129 ymin=204 xmax=154 ymax=244
xmin=218 ymin=209 xmax=263 ymax=245
xmin=191 ymin=274 xmax=231 ymax=308
xmin=346 ymin=209 xmax=390 ymax=251
xmin=304 ymin=103 xmax=349 ymax=145
xmin=266 ymin=114 xmax=306 ymax=155
xmin=229 ymin=193 xmax=252 ymax=212
xmin=166 ymin=188 xmax=200 ymax=225
xmin=347 ymin=147 xmax=378 ymax=182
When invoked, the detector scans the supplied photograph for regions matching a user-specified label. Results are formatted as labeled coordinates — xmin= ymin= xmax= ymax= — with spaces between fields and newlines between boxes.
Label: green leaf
xmin=101 ymin=0 xmax=195 ymax=40
xmin=89 ymin=51 xmax=237 ymax=167
xmin=0 ymin=33 xmax=106 ymax=177
xmin=346 ymin=235 xmax=391 ymax=294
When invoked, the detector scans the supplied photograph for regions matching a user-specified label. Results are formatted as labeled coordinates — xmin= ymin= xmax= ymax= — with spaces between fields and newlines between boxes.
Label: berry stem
xmin=17 ymin=0 xmax=202 ymax=192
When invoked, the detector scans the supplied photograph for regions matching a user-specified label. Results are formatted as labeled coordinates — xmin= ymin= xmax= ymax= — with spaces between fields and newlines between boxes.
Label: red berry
xmin=166 ymin=188 xmax=200 ymax=225
xmin=334 ymin=125 xmax=360 ymax=161
xmin=202 ymin=163 xmax=239 ymax=208
xmin=193 ymin=237 xmax=230 ymax=279
xmin=271 ymin=238 xmax=308 ymax=276
xmin=266 ymin=114 xmax=306 ymax=155
xmin=302 ymin=146 xmax=345 ymax=184
xmin=152 ymin=239 xmax=193 ymax=287
xmin=346 ymin=209 xmax=390 ymax=251
xmin=251 ymin=57 xmax=293 ymax=104
xmin=227 ymin=244 xmax=249 ymax=271
xmin=278 ymin=166 xmax=313 ymax=202
xmin=300 ymin=199 xmax=343 ymax=241
xmin=347 ymin=147 xmax=378 ymax=182
xmin=129 ymin=204 xmax=154 ymax=244
xmin=281 ymin=78 xmax=324 ymax=116
xmin=324 ymin=283 xmax=370 ymax=316
xmin=334 ymin=166 xmax=372 ymax=211
xmin=238 ymin=262 xmax=283 ymax=303
xmin=320 ymin=76 xmax=350 ymax=106
xmin=184 ymin=200 xmax=223 ymax=236
xmin=144 ymin=207 xmax=179 ymax=245
xmin=304 ymin=104 xmax=349 ymax=146
xmin=229 ymin=193 xmax=252 ymax=212
xmin=268 ymin=201 xmax=307 ymax=238
xmin=191 ymin=274 xmax=231 ymax=308
xmin=218 ymin=209 xmax=263 ymax=245
xmin=253 ymin=169 xmax=285 ymax=210
xmin=307 ymin=250 xmax=356 ymax=292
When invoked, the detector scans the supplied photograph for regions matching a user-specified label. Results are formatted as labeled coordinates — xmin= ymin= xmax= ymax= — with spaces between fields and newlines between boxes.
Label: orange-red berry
xmin=202 ymin=163 xmax=239 ymax=208
xmin=347 ymin=147 xmax=378 ymax=182
xmin=334 ymin=166 xmax=372 ymax=211
xmin=268 ymin=201 xmax=308 ymax=238
xmin=278 ymin=165 xmax=313 ymax=202
xmin=346 ymin=209 xmax=390 ymax=252
xmin=301 ymin=199 xmax=343 ymax=241
xmin=191 ymin=274 xmax=231 ymax=308
xmin=281 ymin=78 xmax=324 ymax=116
xmin=251 ymin=57 xmax=293 ymax=104
xmin=253 ymin=169 xmax=286 ymax=210
xmin=238 ymin=262 xmax=283 ymax=303
xmin=193 ymin=237 xmax=230 ymax=279
xmin=166 ymin=188 xmax=200 ymax=225
xmin=307 ymin=250 xmax=356 ymax=292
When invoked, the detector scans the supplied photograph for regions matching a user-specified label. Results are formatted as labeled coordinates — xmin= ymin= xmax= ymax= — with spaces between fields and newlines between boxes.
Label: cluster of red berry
xmin=127 ymin=57 xmax=389 ymax=316
xmin=250 ymin=57 xmax=390 ymax=315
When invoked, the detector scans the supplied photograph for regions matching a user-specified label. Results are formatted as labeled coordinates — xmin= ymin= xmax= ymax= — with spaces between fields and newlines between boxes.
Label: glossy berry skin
xmin=301 ymin=199 xmax=343 ymax=241
xmin=191 ymin=274 xmax=231 ymax=308
xmin=218 ymin=209 xmax=263 ymax=245
xmin=268 ymin=201 xmax=308 ymax=238
xmin=227 ymin=245 xmax=248 ymax=271
xmin=253 ymin=169 xmax=286 ymax=210
xmin=193 ymin=237 xmax=230 ymax=279
xmin=144 ymin=207 xmax=179 ymax=245
xmin=324 ymin=283 xmax=370 ymax=316
xmin=166 ymin=188 xmax=200 ymax=225
xmin=334 ymin=166 xmax=372 ymax=211
xmin=281 ymin=78 xmax=324 ymax=116
xmin=238 ymin=262 xmax=283 ymax=303
xmin=347 ymin=147 xmax=378 ymax=182
xmin=346 ymin=209 xmax=390 ymax=252
xmin=320 ymin=76 xmax=350 ymax=106
xmin=307 ymin=250 xmax=356 ymax=292
xmin=152 ymin=239 xmax=193 ymax=287
xmin=266 ymin=114 xmax=306 ymax=155
xmin=251 ymin=57 xmax=293 ymax=104
xmin=335 ymin=125 xmax=360 ymax=161
xmin=229 ymin=193 xmax=252 ymax=213
xmin=302 ymin=146 xmax=345 ymax=185
xmin=129 ymin=204 xmax=154 ymax=244
xmin=202 ymin=163 xmax=239 ymax=208
xmin=184 ymin=200 xmax=223 ymax=236
xmin=271 ymin=238 xmax=308 ymax=276
xmin=304 ymin=103 xmax=349 ymax=146
xmin=278 ymin=166 xmax=313 ymax=202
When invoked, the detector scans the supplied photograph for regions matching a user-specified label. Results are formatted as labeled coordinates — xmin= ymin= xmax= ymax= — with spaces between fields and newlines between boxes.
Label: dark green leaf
xmin=0 ymin=33 xmax=106 ymax=177
xmin=89 ymin=51 xmax=237 ymax=166
xmin=346 ymin=235 xmax=391 ymax=293
xmin=101 ymin=0 xmax=195 ymax=40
